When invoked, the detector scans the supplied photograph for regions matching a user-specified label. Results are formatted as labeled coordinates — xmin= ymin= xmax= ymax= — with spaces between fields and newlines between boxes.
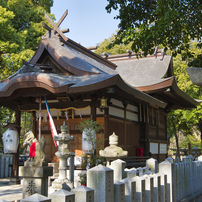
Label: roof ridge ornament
xmin=42 ymin=10 xmax=69 ymax=41
xmin=18 ymin=60 xmax=53 ymax=74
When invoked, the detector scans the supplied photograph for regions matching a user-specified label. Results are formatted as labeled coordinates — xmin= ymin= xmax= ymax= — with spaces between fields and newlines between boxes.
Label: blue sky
xmin=51 ymin=0 xmax=119 ymax=48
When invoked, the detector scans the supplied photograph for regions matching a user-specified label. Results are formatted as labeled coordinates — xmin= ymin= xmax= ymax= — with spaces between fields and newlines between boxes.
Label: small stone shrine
xmin=99 ymin=132 xmax=128 ymax=166
xmin=51 ymin=122 xmax=74 ymax=191
xmin=19 ymin=134 xmax=53 ymax=198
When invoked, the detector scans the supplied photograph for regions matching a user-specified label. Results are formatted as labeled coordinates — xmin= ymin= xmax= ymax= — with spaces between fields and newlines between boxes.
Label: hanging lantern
xmin=3 ymin=128 xmax=19 ymax=153
xmin=100 ymin=97 xmax=108 ymax=109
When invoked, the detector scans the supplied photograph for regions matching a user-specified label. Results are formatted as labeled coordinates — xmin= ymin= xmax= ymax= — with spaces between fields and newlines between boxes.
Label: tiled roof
xmin=48 ymin=38 xmax=116 ymax=75
xmin=113 ymin=55 xmax=172 ymax=87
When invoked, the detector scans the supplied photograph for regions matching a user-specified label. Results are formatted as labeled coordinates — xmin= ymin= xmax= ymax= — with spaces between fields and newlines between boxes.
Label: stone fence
xmin=0 ymin=154 xmax=13 ymax=178
xmin=5 ymin=156 xmax=202 ymax=202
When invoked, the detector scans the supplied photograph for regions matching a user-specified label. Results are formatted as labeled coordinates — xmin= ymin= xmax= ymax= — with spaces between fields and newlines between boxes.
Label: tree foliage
xmin=106 ymin=0 xmax=202 ymax=59
xmin=94 ymin=33 xmax=132 ymax=55
xmin=78 ymin=119 xmax=105 ymax=168
xmin=78 ymin=119 xmax=103 ymax=152
xmin=167 ymin=42 xmax=202 ymax=155
xmin=0 ymin=0 xmax=54 ymax=79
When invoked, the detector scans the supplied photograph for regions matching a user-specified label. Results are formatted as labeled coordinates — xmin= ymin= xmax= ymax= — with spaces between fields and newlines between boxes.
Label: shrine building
xmin=0 ymin=11 xmax=198 ymax=165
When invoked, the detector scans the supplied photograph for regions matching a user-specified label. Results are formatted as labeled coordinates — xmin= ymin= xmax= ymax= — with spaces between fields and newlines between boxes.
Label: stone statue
xmin=19 ymin=131 xmax=52 ymax=198
xmin=24 ymin=131 xmax=47 ymax=166
xmin=22 ymin=131 xmax=35 ymax=155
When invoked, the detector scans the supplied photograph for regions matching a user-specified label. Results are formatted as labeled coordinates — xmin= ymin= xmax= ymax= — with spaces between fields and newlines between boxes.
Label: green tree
xmin=94 ymin=33 xmax=132 ymax=55
xmin=78 ymin=119 xmax=105 ymax=168
xmin=167 ymin=110 xmax=193 ymax=159
xmin=106 ymin=0 xmax=202 ymax=59
xmin=167 ymin=42 xmax=202 ymax=157
xmin=0 ymin=0 xmax=54 ymax=79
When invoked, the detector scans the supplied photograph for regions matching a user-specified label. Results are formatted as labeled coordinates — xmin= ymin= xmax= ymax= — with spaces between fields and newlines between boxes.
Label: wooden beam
xmin=12 ymin=109 xmax=21 ymax=184
xmin=19 ymin=101 xmax=92 ymax=111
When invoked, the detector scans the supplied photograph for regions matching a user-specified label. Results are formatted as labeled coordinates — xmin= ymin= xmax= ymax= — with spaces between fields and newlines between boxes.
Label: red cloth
xmin=29 ymin=142 xmax=37 ymax=157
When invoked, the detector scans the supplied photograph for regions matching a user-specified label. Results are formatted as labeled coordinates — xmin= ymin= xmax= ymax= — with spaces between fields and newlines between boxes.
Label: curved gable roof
xmin=29 ymin=31 xmax=117 ymax=76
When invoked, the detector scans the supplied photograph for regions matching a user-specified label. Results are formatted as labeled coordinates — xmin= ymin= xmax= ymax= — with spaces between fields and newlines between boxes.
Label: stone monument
xmin=51 ymin=122 xmax=74 ymax=191
xmin=99 ymin=132 xmax=128 ymax=166
xmin=19 ymin=134 xmax=53 ymax=198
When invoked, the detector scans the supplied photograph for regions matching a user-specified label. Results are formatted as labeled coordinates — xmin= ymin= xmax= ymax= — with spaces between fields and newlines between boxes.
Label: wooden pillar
xmin=122 ymin=102 xmax=127 ymax=151
xmin=12 ymin=108 xmax=21 ymax=184
xmin=104 ymin=107 xmax=109 ymax=147
xmin=124 ymin=105 xmax=127 ymax=151
xmin=145 ymin=104 xmax=150 ymax=156
xmin=32 ymin=111 xmax=37 ymax=135
xmin=90 ymin=103 xmax=96 ymax=121
xmin=156 ymin=109 xmax=160 ymax=162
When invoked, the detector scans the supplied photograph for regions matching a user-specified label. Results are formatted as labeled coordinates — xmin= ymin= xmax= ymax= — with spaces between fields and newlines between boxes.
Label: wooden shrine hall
xmin=0 ymin=11 xmax=198 ymax=168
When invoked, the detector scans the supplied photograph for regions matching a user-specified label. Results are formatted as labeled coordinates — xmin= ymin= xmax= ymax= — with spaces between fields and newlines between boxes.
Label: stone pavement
xmin=0 ymin=179 xmax=22 ymax=202
xmin=0 ymin=178 xmax=66 ymax=202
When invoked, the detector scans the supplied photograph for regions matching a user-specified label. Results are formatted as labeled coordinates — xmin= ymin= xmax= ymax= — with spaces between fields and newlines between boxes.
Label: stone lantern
xmin=51 ymin=123 xmax=74 ymax=191
xmin=99 ymin=132 xmax=128 ymax=167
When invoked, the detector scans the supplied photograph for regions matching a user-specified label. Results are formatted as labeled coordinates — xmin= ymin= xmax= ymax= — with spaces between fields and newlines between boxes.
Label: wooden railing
xmin=121 ymin=156 xmax=150 ymax=168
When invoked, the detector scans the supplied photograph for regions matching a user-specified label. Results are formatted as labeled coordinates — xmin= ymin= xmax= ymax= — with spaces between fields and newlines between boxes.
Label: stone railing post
xmin=87 ymin=165 xmax=114 ymax=202
xmin=157 ymin=172 xmax=168 ymax=202
xmin=132 ymin=176 xmax=146 ymax=202
xmin=146 ymin=158 xmax=158 ymax=173
xmin=110 ymin=159 xmax=126 ymax=182
xmin=120 ymin=178 xmax=136 ymax=202
xmin=21 ymin=193 xmax=51 ymax=202
xmin=159 ymin=160 xmax=175 ymax=202
xmin=49 ymin=189 xmax=75 ymax=201
xmin=114 ymin=181 xmax=125 ymax=202
xmin=182 ymin=156 xmax=193 ymax=196
xmin=127 ymin=169 xmax=137 ymax=179
xmin=0 ymin=154 xmax=4 ymax=178
xmin=142 ymin=175 xmax=154 ymax=202
xmin=153 ymin=174 xmax=161 ymax=202
xmin=69 ymin=152 xmax=75 ymax=185
xmin=71 ymin=186 xmax=94 ymax=202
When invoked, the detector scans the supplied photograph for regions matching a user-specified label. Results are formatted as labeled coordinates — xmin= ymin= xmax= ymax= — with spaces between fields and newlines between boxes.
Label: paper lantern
xmin=3 ymin=128 xmax=19 ymax=153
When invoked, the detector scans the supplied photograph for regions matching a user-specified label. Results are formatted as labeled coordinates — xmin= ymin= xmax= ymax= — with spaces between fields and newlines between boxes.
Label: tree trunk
xmin=174 ymin=132 xmax=180 ymax=160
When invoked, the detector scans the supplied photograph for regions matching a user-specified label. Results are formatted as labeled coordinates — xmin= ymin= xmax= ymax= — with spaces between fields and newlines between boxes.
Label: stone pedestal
xmin=19 ymin=166 xmax=53 ymax=198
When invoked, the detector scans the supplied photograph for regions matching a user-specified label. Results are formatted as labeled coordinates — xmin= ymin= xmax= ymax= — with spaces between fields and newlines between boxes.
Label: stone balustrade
xmin=0 ymin=154 xmax=13 ymax=178
xmin=7 ymin=156 xmax=202 ymax=202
